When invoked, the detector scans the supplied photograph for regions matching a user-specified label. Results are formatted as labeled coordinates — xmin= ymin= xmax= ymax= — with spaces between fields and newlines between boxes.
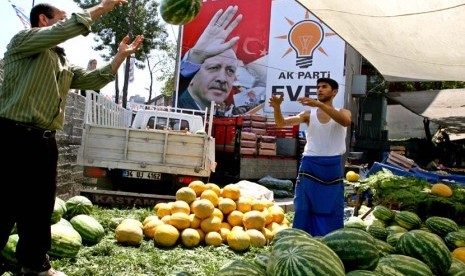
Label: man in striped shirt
xmin=0 ymin=1 xmax=143 ymax=275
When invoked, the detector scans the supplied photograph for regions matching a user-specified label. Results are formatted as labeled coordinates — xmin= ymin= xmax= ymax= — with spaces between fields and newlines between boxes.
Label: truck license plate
xmin=123 ymin=170 xmax=161 ymax=180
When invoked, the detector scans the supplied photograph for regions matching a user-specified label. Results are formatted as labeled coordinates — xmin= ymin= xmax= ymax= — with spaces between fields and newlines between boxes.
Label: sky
xmin=1 ymin=0 xmax=178 ymax=101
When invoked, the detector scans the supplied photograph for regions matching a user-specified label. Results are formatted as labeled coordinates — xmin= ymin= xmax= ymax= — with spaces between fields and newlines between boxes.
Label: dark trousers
xmin=0 ymin=118 xmax=57 ymax=271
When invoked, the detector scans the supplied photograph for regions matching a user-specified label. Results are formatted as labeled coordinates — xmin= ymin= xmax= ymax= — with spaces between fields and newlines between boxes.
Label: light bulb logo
xmin=288 ymin=20 xmax=324 ymax=68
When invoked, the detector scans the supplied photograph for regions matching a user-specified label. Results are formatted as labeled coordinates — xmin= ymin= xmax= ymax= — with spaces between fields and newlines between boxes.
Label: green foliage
xmin=363 ymin=169 xmax=465 ymax=224
xmin=0 ymin=207 xmax=272 ymax=276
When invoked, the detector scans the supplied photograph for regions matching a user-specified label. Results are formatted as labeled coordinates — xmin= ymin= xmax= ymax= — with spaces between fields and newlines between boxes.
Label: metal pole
xmin=32 ymin=0 xmax=35 ymax=7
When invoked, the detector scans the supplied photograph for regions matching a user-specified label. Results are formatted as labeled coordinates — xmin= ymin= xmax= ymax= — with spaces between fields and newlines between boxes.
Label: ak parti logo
xmin=276 ymin=10 xmax=336 ymax=68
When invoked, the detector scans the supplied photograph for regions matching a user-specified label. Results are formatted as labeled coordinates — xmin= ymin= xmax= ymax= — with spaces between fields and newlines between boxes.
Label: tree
xmin=145 ymin=40 xmax=175 ymax=103
xmin=73 ymin=0 xmax=169 ymax=107
xmin=156 ymin=43 xmax=177 ymax=100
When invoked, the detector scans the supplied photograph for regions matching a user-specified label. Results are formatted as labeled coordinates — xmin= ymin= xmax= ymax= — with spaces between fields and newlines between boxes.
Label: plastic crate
xmin=265 ymin=124 xmax=299 ymax=138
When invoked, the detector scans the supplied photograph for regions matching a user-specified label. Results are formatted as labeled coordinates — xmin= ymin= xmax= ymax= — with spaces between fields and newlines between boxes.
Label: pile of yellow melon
xmin=143 ymin=181 xmax=290 ymax=251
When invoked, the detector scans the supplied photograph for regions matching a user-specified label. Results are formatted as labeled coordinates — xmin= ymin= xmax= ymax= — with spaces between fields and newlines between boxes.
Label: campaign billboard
xmin=175 ymin=0 xmax=345 ymax=115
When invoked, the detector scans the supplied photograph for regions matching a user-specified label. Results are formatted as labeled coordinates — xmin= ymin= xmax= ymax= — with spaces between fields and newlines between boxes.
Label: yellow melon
xmin=169 ymin=212 xmax=191 ymax=230
xmin=143 ymin=219 xmax=164 ymax=238
xmin=192 ymin=199 xmax=215 ymax=219
xmin=271 ymin=224 xmax=289 ymax=236
xmin=156 ymin=203 xmax=172 ymax=219
xmin=212 ymin=208 xmax=224 ymax=221
xmin=227 ymin=210 xmax=244 ymax=227
xmin=200 ymin=216 xmax=222 ymax=233
xmin=188 ymin=180 xmax=206 ymax=197
xmin=268 ymin=205 xmax=285 ymax=223
xmin=175 ymin=187 xmax=197 ymax=204
xmin=246 ymin=229 xmax=267 ymax=247
xmin=205 ymin=231 xmax=223 ymax=247
xmin=200 ymin=189 xmax=219 ymax=207
xmin=262 ymin=208 xmax=273 ymax=225
xmin=218 ymin=198 xmax=236 ymax=215
xmin=243 ymin=210 xmax=266 ymax=230
xmin=161 ymin=215 xmax=171 ymax=224
xmin=143 ymin=215 xmax=159 ymax=226
xmin=153 ymin=224 xmax=179 ymax=247
xmin=227 ymin=229 xmax=250 ymax=251
xmin=431 ymin=183 xmax=453 ymax=198
xmin=452 ymin=247 xmax=465 ymax=263
xmin=189 ymin=213 xmax=201 ymax=229
xmin=205 ymin=183 xmax=221 ymax=196
xmin=261 ymin=227 xmax=274 ymax=241
xmin=170 ymin=200 xmax=191 ymax=215
xmin=180 ymin=228 xmax=201 ymax=248
xmin=220 ymin=222 xmax=232 ymax=230
xmin=120 ymin=218 xmax=143 ymax=229
xmin=346 ymin=171 xmax=360 ymax=182
xmin=251 ymin=200 xmax=267 ymax=211
xmin=236 ymin=197 xmax=253 ymax=213
xmin=222 ymin=184 xmax=241 ymax=201
xmin=196 ymin=228 xmax=205 ymax=243
xmin=115 ymin=222 xmax=143 ymax=246
xmin=219 ymin=228 xmax=231 ymax=243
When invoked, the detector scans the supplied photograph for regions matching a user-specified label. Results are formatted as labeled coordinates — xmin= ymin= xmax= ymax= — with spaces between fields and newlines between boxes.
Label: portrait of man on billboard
xmin=176 ymin=1 xmax=271 ymax=116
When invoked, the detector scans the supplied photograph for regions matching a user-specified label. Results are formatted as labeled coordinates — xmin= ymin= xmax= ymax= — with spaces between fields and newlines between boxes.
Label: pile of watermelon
xmin=1 ymin=195 xmax=105 ymax=267
xmin=218 ymin=205 xmax=465 ymax=275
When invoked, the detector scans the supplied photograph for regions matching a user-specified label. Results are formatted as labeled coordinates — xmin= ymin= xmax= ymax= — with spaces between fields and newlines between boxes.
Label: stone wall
xmin=56 ymin=93 xmax=87 ymax=200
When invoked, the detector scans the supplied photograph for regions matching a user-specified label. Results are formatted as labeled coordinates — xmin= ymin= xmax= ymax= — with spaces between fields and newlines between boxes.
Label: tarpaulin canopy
xmin=296 ymin=0 xmax=465 ymax=82
xmin=385 ymin=89 xmax=465 ymax=135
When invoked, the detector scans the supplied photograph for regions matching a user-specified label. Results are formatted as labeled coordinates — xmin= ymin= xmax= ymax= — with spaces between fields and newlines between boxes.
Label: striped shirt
xmin=0 ymin=11 xmax=115 ymax=130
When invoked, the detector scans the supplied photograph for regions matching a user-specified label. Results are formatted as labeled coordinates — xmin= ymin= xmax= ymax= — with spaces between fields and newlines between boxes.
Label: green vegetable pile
xmin=359 ymin=168 xmax=465 ymax=223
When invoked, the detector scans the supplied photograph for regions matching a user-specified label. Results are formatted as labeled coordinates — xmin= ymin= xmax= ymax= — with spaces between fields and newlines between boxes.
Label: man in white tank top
xmin=269 ymin=78 xmax=351 ymax=236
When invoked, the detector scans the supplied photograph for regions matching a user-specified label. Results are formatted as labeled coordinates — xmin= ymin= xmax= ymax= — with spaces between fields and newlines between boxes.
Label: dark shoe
xmin=20 ymin=267 xmax=67 ymax=276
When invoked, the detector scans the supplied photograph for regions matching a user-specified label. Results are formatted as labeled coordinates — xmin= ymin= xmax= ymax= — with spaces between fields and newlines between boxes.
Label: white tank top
xmin=302 ymin=109 xmax=347 ymax=156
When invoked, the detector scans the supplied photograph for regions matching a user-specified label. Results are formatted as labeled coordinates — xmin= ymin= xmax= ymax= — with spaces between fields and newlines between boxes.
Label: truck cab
xmin=131 ymin=109 xmax=205 ymax=133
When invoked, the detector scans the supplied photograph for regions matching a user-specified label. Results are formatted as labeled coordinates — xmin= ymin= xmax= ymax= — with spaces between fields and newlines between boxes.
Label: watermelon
xmin=160 ymin=0 xmax=201 ymax=26
xmin=268 ymin=236 xmax=345 ymax=276
xmin=374 ymin=263 xmax=404 ymax=276
xmin=49 ymin=224 xmax=82 ymax=258
xmin=1 ymin=234 xmax=19 ymax=267
xmin=448 ymin=258 xmax=465 ymax=276
xmin=54 ymin=217 xmax=73 ymax=228
xmin=366 ymin=224 xmax=388 ymax=241
xmin=377 ymin=254 xmax=433 ymax=276
xmin=344 ymin=216 xmax=366 ymax=230
xmin=386 ymin=232 xmax=405 ymax=247
xmin=70 ymin=214 xmax=105 ymax=245
xmin=374 ymin=239 xmax=396 ymax=257
xmin=396 ymin=229 xmax=452 ymax=275
xmin=322 ymin=228 xmax=379 ymax=272
xmin=51 ymin=197 xmax=67 ymax=224
xmin=270 ymin=227 xmax=312 ymax=245
xmin=253 ymin=253 xmax=270 ymax=271
xmin=345 ymin=271 xmax=381 ymax=276
xmin=425 ymin=216 xmax=459 ymax=237
xmin=385 ymin=225 xmax=408 ymax=235
xmin=445 ymin=231 xmax=465 ymax=250
xmin=372 ymin=205 xmax=394 ymax=222
xmin=394 ymin=211 xmax=421 ymax=230
xmin=217 ymin=259 xmax=266 ymax=276
xmin=65 ymin=195 xmax=93 ymax=218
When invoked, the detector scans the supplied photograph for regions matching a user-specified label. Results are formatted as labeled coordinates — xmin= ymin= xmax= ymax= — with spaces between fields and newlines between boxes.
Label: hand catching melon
xmin=160 ymin=0 xmax=202 ymax=25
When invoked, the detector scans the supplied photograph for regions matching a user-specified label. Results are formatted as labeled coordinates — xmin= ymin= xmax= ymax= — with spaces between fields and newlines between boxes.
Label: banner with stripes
xmin=9 ymin=0 xmax=31 ymax=29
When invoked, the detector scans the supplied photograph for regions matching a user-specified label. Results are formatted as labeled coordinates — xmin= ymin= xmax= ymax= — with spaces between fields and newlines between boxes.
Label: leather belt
xmin=0 ymin=117 xmax=56 ymax=139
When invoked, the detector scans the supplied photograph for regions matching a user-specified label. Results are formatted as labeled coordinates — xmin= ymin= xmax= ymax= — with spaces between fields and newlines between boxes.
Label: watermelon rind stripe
xmin=322 ymin=228 xmax=379 ymax=272
xmin=397 ymin=229 xmax=452 ymax=275
xmin=378 ymin=254 xmax=433 ymax=276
